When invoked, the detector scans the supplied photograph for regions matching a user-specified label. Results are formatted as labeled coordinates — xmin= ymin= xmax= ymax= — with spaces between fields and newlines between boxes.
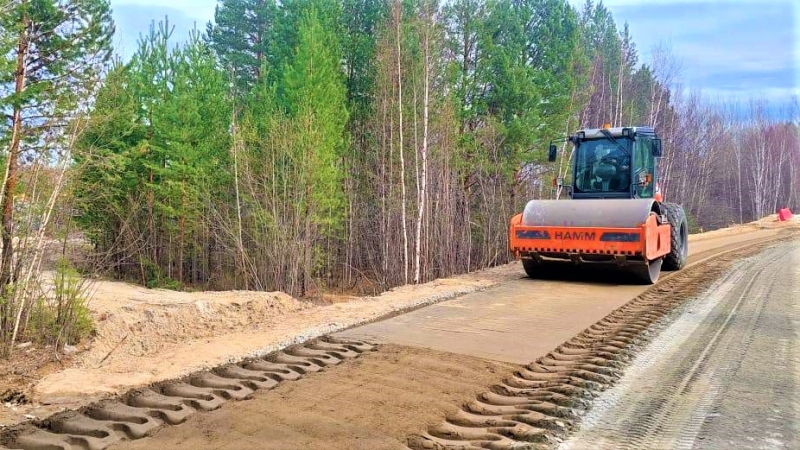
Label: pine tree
xmin=0 ymin=0 xmax=114 ymax=293
xmin=73 ymin=64 xmax=146 ymax=254
xmin=159 ymin=30 xmax=232 ymax=284
xmin=206 ymin=0 xmax=280 ymax=94
xmin=580 ymin=0 xmax=623 ymax=126
xmin=282 ymin=6 xmax=349 ymax=294
xmin=341 ymin=0 xmax=387 ymax=121
xmin=76 ymin=22 xmax=232 ymax=287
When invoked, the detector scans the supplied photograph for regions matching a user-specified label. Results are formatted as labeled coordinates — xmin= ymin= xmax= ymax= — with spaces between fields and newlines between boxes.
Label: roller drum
xmin=522 ymin=199 xmax=657 ymax=228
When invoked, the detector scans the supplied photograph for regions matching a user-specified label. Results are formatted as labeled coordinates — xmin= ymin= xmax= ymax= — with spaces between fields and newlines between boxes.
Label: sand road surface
xmin=334 ymin=226 xmax=784 ymax=363
xmin=562 ymin=242 xmax=800 ymax=449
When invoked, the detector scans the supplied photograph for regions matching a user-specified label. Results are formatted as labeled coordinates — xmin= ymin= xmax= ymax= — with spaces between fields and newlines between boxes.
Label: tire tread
xmin=662 ymin=202 xmax=688 ymax=271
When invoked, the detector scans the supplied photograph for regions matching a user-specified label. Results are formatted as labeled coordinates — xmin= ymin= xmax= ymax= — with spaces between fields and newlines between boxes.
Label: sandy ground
xmin=689 ymin=213 xmax=796 ymax=242
xmin=1 ymin=261 xmax=519 ymax=426
xmin=561 ymin=243 xmax=800 ymax=449
xmin=113 ymin=344 xmax=517 ymax=450
xmin=335 ymin=220 xmax=794 ymax=364
xmin=2 ymin=214 xmax=796 ymax=427
xmin=337 ymin=274 xmax=646 ymax=364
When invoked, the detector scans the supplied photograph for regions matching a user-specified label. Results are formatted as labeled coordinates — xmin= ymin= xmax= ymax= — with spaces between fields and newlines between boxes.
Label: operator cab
xmin=549 ymin=126 xmax=662 ymax=200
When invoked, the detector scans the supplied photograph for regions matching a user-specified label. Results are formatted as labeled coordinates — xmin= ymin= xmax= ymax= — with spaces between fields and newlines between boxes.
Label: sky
xmin=110 ymin=0 xmax=799 ymax=108
xmin=580 ymin=0 xmax=799 ymax=110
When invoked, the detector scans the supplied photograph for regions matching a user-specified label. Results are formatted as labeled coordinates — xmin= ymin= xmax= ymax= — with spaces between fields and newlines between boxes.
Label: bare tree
xmin=414 ymin=1 xmax=434 ymax=284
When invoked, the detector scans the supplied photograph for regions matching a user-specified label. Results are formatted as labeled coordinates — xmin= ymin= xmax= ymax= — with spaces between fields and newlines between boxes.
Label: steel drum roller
xmin=522 ymin=199 xmax=657 ymax=228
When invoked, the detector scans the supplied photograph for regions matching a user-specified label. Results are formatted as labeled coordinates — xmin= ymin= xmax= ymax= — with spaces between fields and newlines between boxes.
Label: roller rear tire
xmin=663 ymin=203 xmax=689 ymax=271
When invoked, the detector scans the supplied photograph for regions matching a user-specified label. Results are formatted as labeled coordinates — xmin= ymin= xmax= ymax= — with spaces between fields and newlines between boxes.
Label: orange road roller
xmin=510 ymin=125 xmax=688 ymax=283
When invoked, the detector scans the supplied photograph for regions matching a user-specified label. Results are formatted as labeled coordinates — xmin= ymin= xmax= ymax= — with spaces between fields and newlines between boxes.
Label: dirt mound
xmin=28 ymin=286 xmax=309 ymax=404
xmin=84 ymin=288 xmax=307 ymax=363
xmin=690 ymin=213 xmax=799 ymax=242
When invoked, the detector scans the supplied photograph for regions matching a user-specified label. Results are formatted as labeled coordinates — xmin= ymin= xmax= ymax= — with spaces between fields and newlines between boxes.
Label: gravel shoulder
xmin=561 ymin=242 xmax=800 ymax=450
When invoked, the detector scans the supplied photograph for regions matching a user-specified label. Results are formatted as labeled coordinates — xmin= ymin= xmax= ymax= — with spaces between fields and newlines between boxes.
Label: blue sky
xmin=582 ymin=0 xmax=799 ymax=108
xmin=110 ymin=0 xmax=798 ymax=107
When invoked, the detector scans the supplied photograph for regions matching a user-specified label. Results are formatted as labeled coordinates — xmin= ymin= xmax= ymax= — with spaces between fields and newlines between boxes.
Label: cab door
xmin=632 ymin=135 xmax=656 ymax=198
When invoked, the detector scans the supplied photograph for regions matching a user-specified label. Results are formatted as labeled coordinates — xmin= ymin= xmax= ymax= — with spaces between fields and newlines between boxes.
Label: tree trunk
xmin=178 ymin=180 xmax=186 ymax=283
xmin=0 ymin=22 xmax=30 ymax=292
xmin=395 ymin=0 xmax=409 ymax=284
xmin=231 ymin=112 xmax=248 ymax=289
xmin=414 ymin=5 xmax=431 ymax=284
xmin=303 ymin=180 xmax=312 ymax=297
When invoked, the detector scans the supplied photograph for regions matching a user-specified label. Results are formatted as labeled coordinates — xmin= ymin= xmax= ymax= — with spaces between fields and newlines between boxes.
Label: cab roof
xmin=574 ymin=126 xmax=656 ymax=139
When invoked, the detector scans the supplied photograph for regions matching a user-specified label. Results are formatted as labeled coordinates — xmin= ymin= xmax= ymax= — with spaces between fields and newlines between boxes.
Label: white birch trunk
xmin=395 ymin=1 xmax=409 ymax=284
xmin=414 ymin=5 xmax=431 ymax=284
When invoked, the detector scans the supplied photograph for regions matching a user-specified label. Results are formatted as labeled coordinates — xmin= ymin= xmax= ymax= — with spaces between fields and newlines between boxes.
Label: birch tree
xmin=0 ymin=0 xmax=113 ymax=294
xmin=393 ymin=0 xmax=410 ymax=284
xmin=413 ymin=0 xmax=434 ymax=284
xmin=0 ymin=0 xmax=112 ymax=351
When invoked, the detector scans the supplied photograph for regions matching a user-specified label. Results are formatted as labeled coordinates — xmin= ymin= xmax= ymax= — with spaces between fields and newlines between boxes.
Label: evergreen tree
xmin=206 ymin=0 xmax=280 ymax=93
xmin=0 ymin=0 xmax=114 ymax=292
xmin=469 ymin=0 xmax=581 ymax=175
xmin=76 ymin=22 xmax=232 ymax=287
xmin=73 ymin=64 xmax=146 ymax=252
xmin=282 ymin=6 xmax=349 ymax=293
xmin=71 ymin=0 xmax=754 ymax=297
xmin=341 ymin=0 xmax=387 ymax=120
xmin=159 ymin=30 xmax=232 ymax=283
xmin=579 ymin=0 xmax=623 ymax=126
xmin=443 ymin=0 xmax=486 ymax=134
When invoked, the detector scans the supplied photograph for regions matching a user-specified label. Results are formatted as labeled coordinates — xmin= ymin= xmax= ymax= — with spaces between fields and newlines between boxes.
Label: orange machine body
xmin=509 ymin=212 xmax=671 ymax=264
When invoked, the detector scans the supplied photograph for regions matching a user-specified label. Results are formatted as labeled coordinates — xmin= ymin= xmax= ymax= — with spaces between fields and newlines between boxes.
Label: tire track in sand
xmin=0 ymin=337 xmax=375 ymax=450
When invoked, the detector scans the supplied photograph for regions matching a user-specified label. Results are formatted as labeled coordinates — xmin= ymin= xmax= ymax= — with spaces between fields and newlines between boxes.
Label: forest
xmin=0 ymin=0 xmax=797 ymax=350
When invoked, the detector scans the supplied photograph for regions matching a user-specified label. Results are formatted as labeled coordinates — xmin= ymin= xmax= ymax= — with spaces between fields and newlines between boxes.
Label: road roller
xmin=509 ymin=125 xmax=688 ymax=283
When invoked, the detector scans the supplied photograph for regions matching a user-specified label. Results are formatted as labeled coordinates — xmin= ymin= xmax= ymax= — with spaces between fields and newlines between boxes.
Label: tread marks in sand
xmin=407 ymin=237 xmax=789 ymax=450
xmin=0 ymin=337 xmax=375 ymax=450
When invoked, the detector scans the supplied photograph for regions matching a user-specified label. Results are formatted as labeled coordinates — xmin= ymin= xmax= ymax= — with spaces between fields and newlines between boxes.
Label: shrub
xmin=25 ymin=259 xmax=94 ymax=348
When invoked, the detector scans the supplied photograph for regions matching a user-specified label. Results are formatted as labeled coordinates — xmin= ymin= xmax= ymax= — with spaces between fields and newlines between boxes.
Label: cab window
xmin=573 ymin=138 xmax=632 ymax=194
xmin=633 ymin=136 xmax=655 ymax=198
